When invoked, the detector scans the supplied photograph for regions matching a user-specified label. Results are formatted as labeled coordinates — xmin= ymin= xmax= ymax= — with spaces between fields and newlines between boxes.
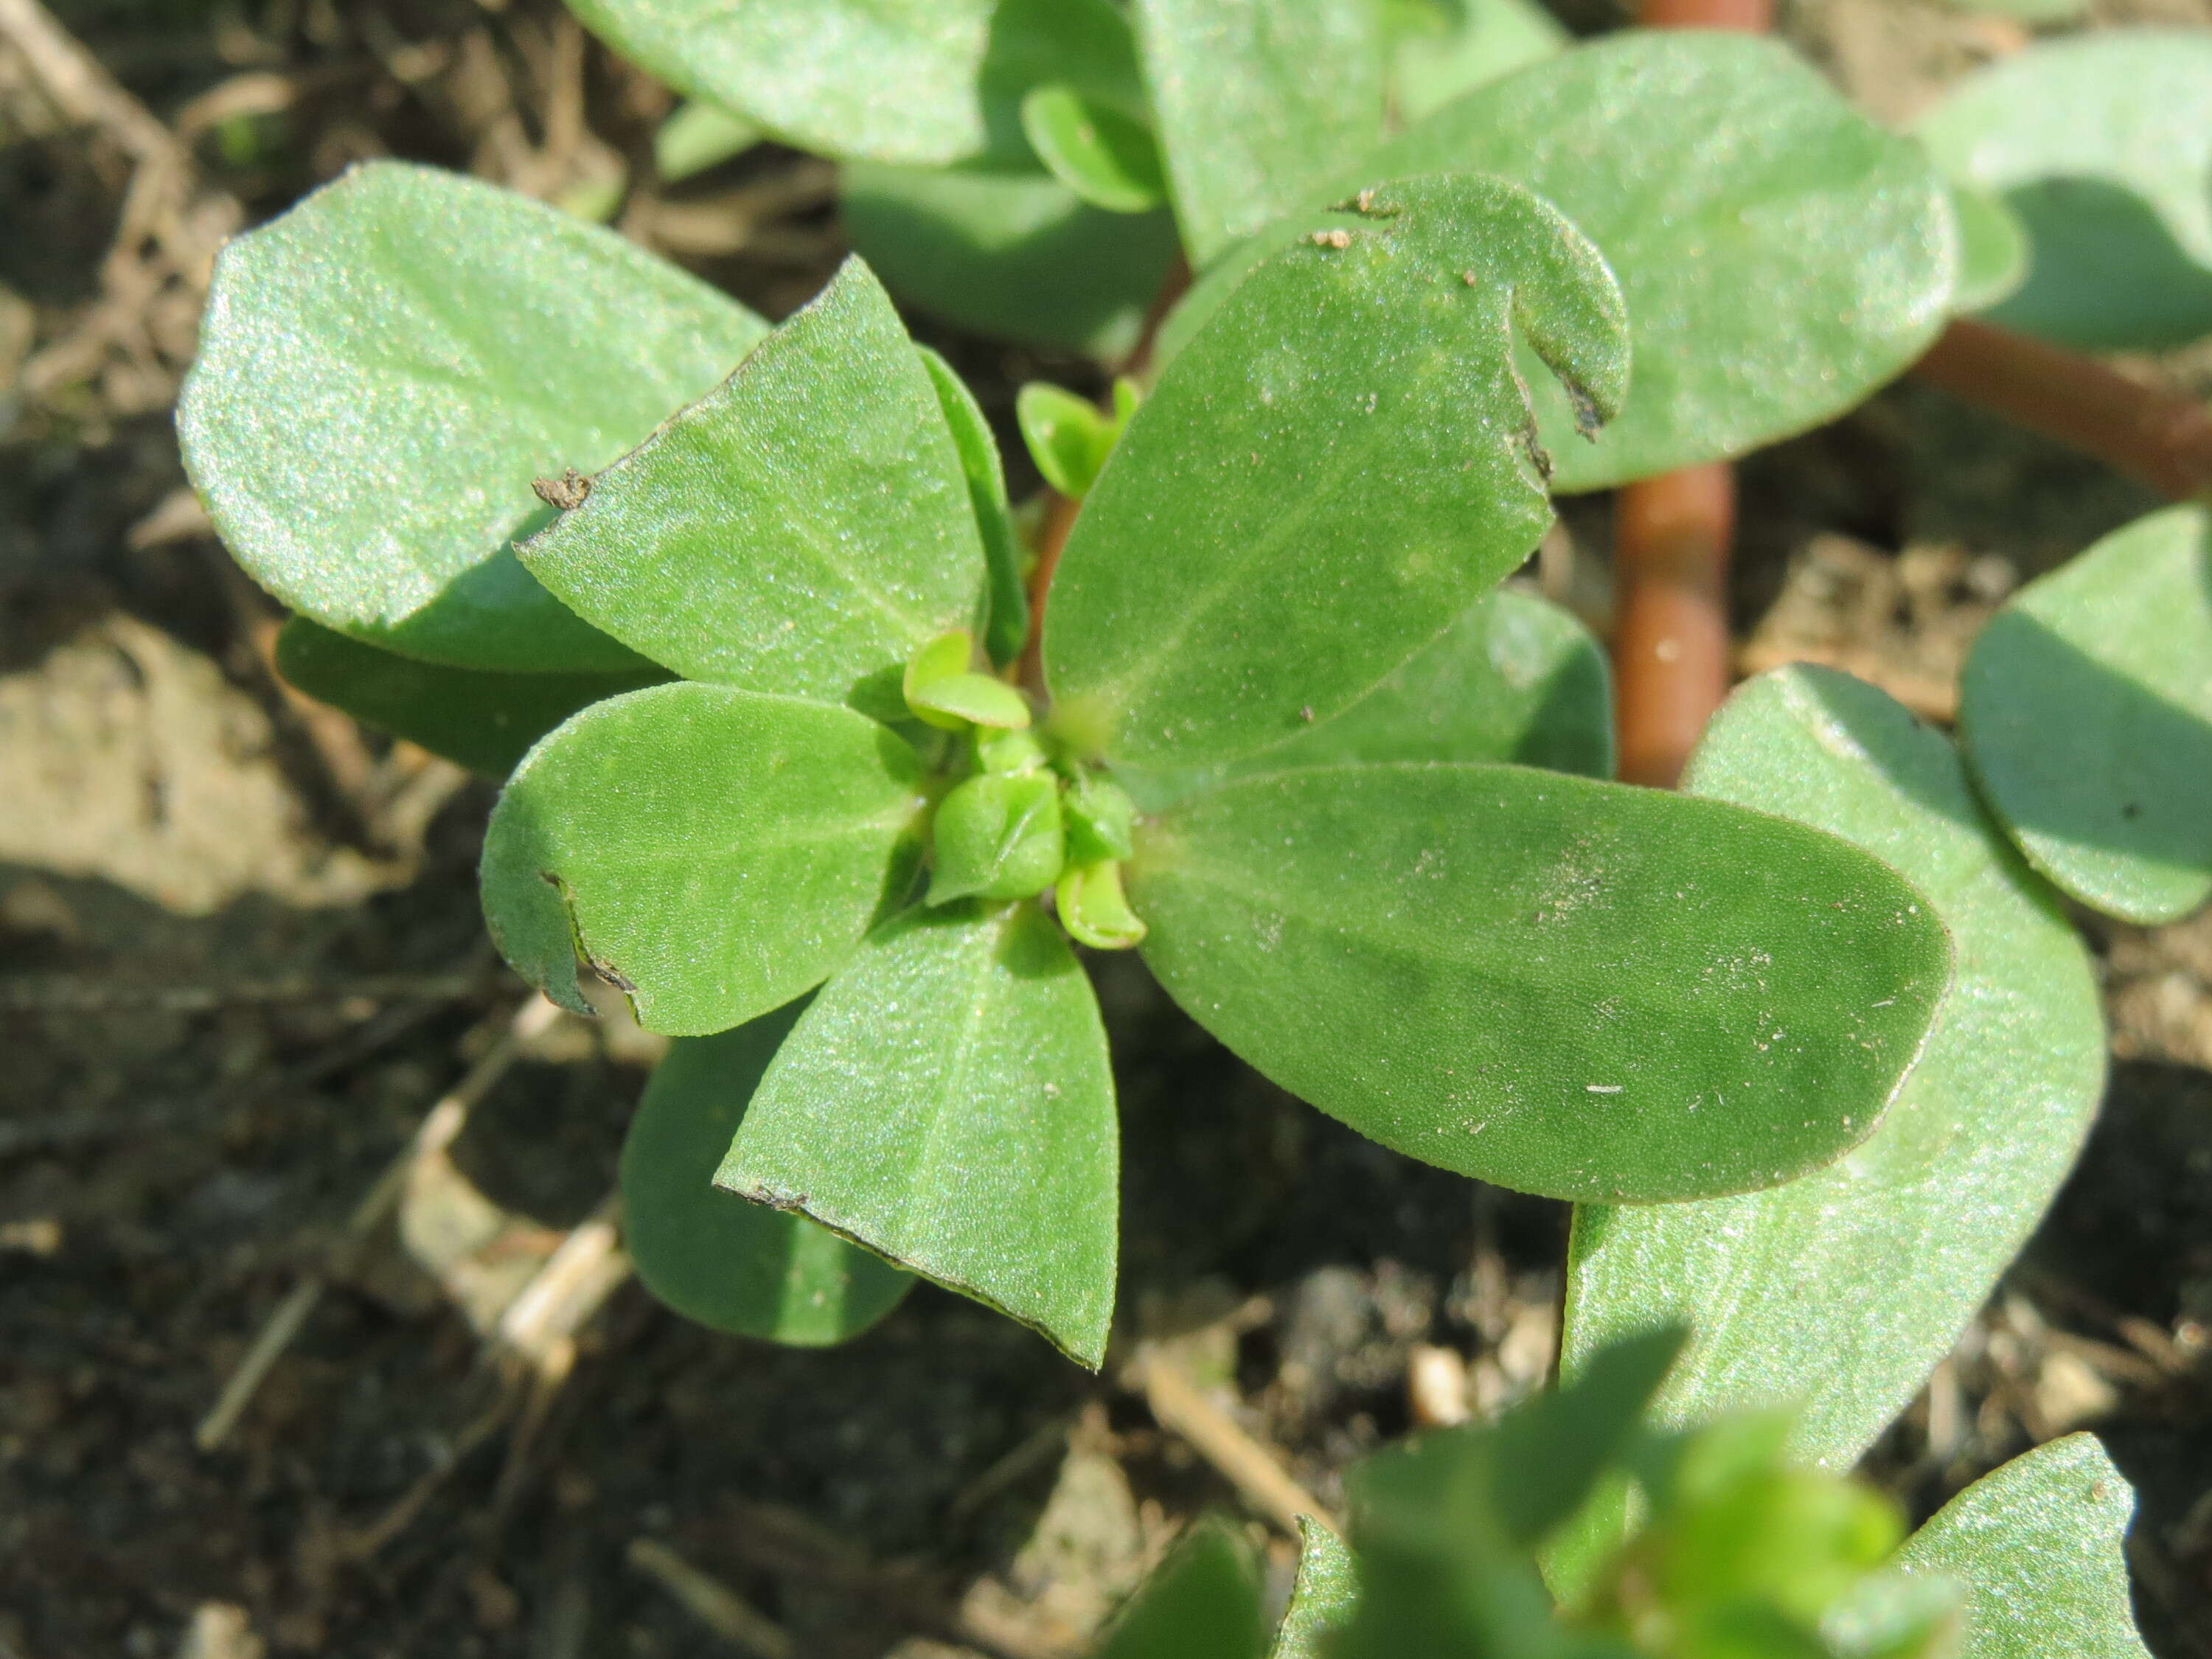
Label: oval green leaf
xmin=715 ymin=902 xmax=1118 ymax=1368
xmin=1046 ymin=173 xmax=1628 ymax=771
xmin=842 ymin=161 xmax=1180 ymax=357
xmin=1129 ymin=763 xmax=1952 ymax=1203
xmin=1116 ymin=588 xmax=1614 ymax=810
xmin=919 ymin=347 xmax=1027 ymax=668
xmin=1915 ymin=31 xmax=2212 ymax=350
xmin=274 ymin=617 xmax=665 ymax=779
xmin=1363 ymin=31 xmax=1956 ymax=490
xmin=1949 ymin=181 xmax=2031 ymax=314
xmin=568 ymin=0 xmax=1141 ymax=169
xmin=1132 ymin=0 xmax=1385 ymax=266
xmin=1562 ymin=666 xmax=2104 ymax=1474
xmin=520 ymin=259 xmax=985 ymax=720
xmin=622 ymin=1005 xmax=913 ymax=1343
xmin=480 ymin=683 xmax=924 ymax=1032
xmin=1959 ymin=505 xmax=2212 ymax=925
xmin=1897 ymin=1436 xmax=2151 ymax=1659
xmin=177 ymin=161 xmax=766 ymax=673
xmin=653 ymin=99 xmax=761 ymax=183
xmin=1020 ymin=83 xmax=1165 ymax=214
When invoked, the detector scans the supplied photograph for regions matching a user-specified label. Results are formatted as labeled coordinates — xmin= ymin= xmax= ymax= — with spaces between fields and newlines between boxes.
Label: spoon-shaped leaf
xmin=1896 ymin=1436 xmax=2151 ymax=1659
xmin=1562 ymin=667 xmax=2104 ymax=1476
xmin=177 ymin=161 xmax=767 ymax=673
xmin=843 ymin=162 xmax=1180 ymax=358
xmin=520 ymin=259 xmax=985 ymax=722
xmin=480 ymin=684 xmax=923 ymax=1031
xmin=716 ymin=902 xmax=1118 ymax=1368
xmin=1960 ymin=505 xmax=2212 ymax=925
xmin=1129 ymin=763 xmax=1952 ymax=1203
xmin=1361 ymin=32 xmax=1955 ymax=490
xmin=622 ymin=1004 xmax=912 ymax=1343
xmin=568 ymin=0 xmax=1142 ymax=169
xmin=1046 ymin=173 xmax=1628 ymax=771
xmin=273 ymin=618 xmax=664 ymax=779
xmin=1916 ymin=31 xmax=2212 ymax=350
xmin=1021 ymin=84 xmax=1166 ymax=214
xmin=1131 ymin=0 xmax=1385 ymax=265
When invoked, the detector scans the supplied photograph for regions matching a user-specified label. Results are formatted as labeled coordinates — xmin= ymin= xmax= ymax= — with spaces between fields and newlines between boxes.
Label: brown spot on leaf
xmin=532 ymin=469 xmax=591 ymax=511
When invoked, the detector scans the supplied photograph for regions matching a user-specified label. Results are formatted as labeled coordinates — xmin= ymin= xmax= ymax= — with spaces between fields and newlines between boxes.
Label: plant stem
xmin=1613 ymin=464 xmax=1737 ymax=786
xmin=1609 ymin=0 xmax=1769 ymax=787
xmin=1913 ymin=319 xmax=2212 ymax=503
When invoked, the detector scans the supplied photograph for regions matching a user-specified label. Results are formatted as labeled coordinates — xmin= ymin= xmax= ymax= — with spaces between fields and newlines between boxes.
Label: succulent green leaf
xmin=928 ymin=773 xmax=1065 ymax=903
xmin=1097 ymin=1518 xmax=1267 ymax=1659
xmin=653 ymin=99 xmax=760 ymax=183
xmin=1386 ymin=0 xmax=1568 ymax=123
xmin=519 ymin=259 xmax=985 ymax=720
xmin=843 ymin=161 xmax=1180 ymax=358
xmin=1896 ymin=1436 xmax=2151 ymax=1659
xmin=1915 ymin=32 xmax=2212 ymax=349
xmin=1947 ymin=183 xmax=2030 ymax=314
xmin=1961 ymin=506 xmax=2212 ymax=925
xmin=1129 ymin=763 xmax=1952 ymax=1203
xmin=919 ymin=347 xmax=1027 ymax=669
xmin=1062 ymin=773 xmax=1138 ymax=864
xmin=1118 ymin=588 xmax=1613 ymax=810
xmin=905 ymin=629 xmax=1033 ymax=731
xmin=273 ymin=616 xmax=664 ymax=779
xmin=480 ymin=683 xmax=923 ymax=1032
xmin=1046 ymin=173 xmax=1627 ymax=771
xmin=1057 ymin=859 xmax=1147 ymax=951
xmin=176 ymin=161 xmax=767 ymax=673
xmin=716 ymin=902 xmax=1118 ymax=1368
xmin=1270 ymin=1518 xmax=1357 ymax=1659
xmin=568 ymin=0 xmax=1141 ymax=169
xmin=1017 ymin=381 xmax=1120 ymax=499
xmin=1132 ymin=0 xmax=1385 ymax=266
xmin=621 ymin=1004 xmax=912 ymax=1343
xmin=1021 ymin=83 xmax=1166 ymax=214
xmin=1562 ymin=667 xmax=2104 ymax=1475
xmin=1363 ymin=32 xmax=1956 ymax=490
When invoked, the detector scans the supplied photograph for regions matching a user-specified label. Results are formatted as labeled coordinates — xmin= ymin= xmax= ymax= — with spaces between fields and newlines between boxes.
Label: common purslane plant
xmin=174 ymin=1 xmax=2211 ymax=1652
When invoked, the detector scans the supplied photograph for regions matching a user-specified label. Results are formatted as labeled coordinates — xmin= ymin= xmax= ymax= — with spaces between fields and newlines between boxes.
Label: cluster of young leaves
xmin=1086 ymin=1329 xmax=2147 ymax=1659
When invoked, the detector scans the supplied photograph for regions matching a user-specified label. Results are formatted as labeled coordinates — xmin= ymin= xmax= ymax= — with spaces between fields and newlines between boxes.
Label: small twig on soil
xmin=1612 ymin=462 xmax=1738 ymax=787
xmin=1133 ymin=1353 xmax=1340 ymax=1536
xmin=627 ymin=1540 xmax=796 ymax=1659
xmin=0 ymin=971 xmax=488 ymax=1013
xmin=194 ymin=995 xmax=562 ymax=1452
xmin=1913 ymin=319 xmax=2212 ymax=504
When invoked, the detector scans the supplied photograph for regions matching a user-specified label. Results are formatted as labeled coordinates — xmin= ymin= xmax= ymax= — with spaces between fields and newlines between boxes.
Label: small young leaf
xmin=1046 ymin=173 xmax=1628 ymax=771
xmin=653 ymin=99 xmax=760 ymax=183
xmin=905 ymin=629 xmax=1033 ymax=731
xmin=521 ymin=259 xmax=986 ymax=719
xmin=1362 ymin=32 xmax=1955 ymax=490
xmin=843 ymin=161 xmax=1180 ymax=358
xmin=1896 ymin=1436 xmax=2150 ymax=1659
xmin=1118 ymin=589 xmax=1612 ymax=812
xmin=1130 ymin=763 xmax=1952 ymax=1203
xmin=716 ymin=902 xmax=1118 ymax=1368
xmin=568 ymin=0 xmax=1142 ymax=170
xmin=1562 ymin=667 xmax=2104 ymax=1473
xmin=1017 ymin=381 xmax=1120 ymax=498
xmin=1132 ymin=0 xmax=1385 ymax=265
xmin=1021 ymin=83 xmax=1166 ymax=214
xmin=1388 ymin=0 xmax=1568 ymax=123
xmin=1916 ymin=32 xmax=2212 ymax=349
xmin=274 ymin=617 xmax=664 ymax=779
xmin=1960 ymin=506 xmax=2212 ymax=925
xmin=1095 ymin=1518 xmax=1268 ymax=1659
xmin=1489 ymin=1326 xmax=1688 ymax=1549
xmin=1057 ymin=859 xmax=1147 ymax=950
xmin=1948 ymin=182 xmax=2031 ymax=314
xmin=621 ymin=1004 xmax=912 ymax=1343
xmin=480 ymin=684 xmax=923 ymax=1032
xmin=177 ymin=161 xmax=767 ymax=673
xmin=919 ymin=347 xmax=1027 ymax=668
xmin=928 ymin=773 xmax=1065 ymax=903
xmin=1062 ymin=773 xmax=1137 ymax=863
xmin=1270 ymin=1518 xmax=1358 ymax=1659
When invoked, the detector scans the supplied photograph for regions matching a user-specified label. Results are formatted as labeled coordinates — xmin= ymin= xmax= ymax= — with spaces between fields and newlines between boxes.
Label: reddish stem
xmin=1913 ymin=318 xmax=2212 ymax=504
xmin=1607 ymin=0 xmax=1767 ymax=788
xmin=1612 ymin=465 xmax=1737 ymax=787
